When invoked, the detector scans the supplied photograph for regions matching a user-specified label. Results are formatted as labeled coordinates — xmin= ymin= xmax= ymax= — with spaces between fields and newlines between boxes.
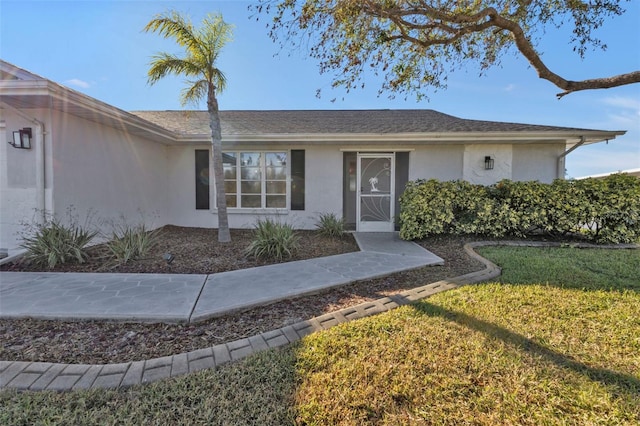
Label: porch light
xmin=484 ymin=156 xmax=494 ymax=170
xmin=10 ymin=127 xmax=32 ymax=149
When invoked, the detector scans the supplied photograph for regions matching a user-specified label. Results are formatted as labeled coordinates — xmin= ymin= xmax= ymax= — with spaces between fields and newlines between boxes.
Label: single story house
xmin=0 ymin=60 xmax=625 ymax=254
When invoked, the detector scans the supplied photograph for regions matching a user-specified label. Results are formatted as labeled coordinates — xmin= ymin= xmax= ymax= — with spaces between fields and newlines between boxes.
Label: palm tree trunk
xmin=208 ymin=85 xmax=231 ymax=243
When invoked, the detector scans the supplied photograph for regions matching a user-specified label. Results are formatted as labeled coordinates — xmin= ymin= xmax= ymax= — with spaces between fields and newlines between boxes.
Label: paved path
xmin=0 ymin=233 xmax=443 ymax=323
xmin=2 ymin=239 xmax=636 ymax=392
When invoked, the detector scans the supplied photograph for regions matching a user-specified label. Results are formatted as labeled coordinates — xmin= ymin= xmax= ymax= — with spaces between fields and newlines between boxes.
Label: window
xmin=195 ymin=149 xmax=305 ymax=211
xmin=223 ymin=151 xmax=288 ymax=209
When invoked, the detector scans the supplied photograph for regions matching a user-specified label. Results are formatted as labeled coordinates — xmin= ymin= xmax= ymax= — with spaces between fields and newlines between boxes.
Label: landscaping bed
xmin=0 ymin=228 xmax=484 ymax=365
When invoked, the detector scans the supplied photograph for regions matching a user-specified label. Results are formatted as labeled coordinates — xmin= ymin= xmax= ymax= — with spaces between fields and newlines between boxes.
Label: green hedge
xmin=399 ymin=174 xmax=640 ymax=244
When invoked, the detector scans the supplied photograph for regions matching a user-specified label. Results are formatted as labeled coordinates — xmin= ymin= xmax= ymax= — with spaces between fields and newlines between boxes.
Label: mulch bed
xmin=0 ymin=227 xmax=484 ymax=365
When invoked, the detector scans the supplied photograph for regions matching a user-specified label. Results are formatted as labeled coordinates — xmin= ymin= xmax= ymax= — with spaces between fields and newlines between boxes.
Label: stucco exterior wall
xmin=0 ymin=110 xmax=52 ymax=253
xmin=512 ymin=143 xmax=564 ymax=182
xmin=462 ymin=144 xmax=513 ymax=185
xmin=409 ymin=145 xmax=464 ymax=181
xmin=49 ymin=110 xmax=170 ymax=235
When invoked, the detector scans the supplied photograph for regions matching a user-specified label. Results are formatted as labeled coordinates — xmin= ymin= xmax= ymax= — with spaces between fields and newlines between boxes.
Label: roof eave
xmin=0 ymin=80 xmax=178 ymax=145
xmin=174 ymin=130 xmax=625 ymax=146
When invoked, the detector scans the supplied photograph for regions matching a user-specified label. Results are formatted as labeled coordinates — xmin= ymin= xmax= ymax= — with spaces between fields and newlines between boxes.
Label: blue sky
xmin=1 ymin=0 xmax=638 ymax=178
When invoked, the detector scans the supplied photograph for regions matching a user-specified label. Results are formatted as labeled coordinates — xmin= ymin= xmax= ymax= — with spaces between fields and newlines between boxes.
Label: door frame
xmin=356 ymin=153 xmax=395 ymax=232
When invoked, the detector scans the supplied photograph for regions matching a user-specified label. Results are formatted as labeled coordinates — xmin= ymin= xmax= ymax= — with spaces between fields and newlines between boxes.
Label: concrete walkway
xmin=0 ymin=238 xmax=518 ymax=392
xmin=0 ymin=233 xmax=443 ymax=323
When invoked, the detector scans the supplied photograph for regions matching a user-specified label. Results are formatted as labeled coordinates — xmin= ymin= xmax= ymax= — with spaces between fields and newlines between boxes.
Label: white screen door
xmin=357 ymin=153 xmax=395 ymax=232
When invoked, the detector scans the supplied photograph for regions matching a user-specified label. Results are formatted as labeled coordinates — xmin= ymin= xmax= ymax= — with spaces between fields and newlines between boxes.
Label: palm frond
xmin=147 ymin=54 xmax=201 ymax=85
xmin=200 ymin=13 xmax=234 ymax=64
xmin=180 ymin=80 xmax=208 ymax=107
xmin=143 ymin=10 xmax=206 ymax=58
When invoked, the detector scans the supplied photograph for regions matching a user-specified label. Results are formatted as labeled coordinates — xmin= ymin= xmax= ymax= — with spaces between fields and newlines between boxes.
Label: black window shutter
xmin=290 ymin=150 xmax=305 ymax=210
xmin=195 ymin=150 xmax=210 ymax=210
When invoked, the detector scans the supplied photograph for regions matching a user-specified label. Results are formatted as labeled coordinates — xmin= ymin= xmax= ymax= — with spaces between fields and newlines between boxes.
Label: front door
xmin=357 ymin=153 xmax=395 ymax=232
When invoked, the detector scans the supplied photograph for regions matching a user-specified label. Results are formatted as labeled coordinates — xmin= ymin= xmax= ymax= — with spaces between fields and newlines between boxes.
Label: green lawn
xmin=2 ymin=246 xmax=639 ymax=425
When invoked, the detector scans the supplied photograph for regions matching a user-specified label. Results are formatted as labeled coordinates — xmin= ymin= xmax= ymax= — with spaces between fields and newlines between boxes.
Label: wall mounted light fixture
xmin=10 ymin=127 xmax=32 ymax=149
xmin=484 ymin=156 xmax=494 ymax=170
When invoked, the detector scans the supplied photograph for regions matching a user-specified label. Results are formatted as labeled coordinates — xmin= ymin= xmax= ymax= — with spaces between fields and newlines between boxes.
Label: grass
xmin=2 ymin=246 xmax=639 ymax=425
xmin=476 ymin=245 xmax=640 ymax=291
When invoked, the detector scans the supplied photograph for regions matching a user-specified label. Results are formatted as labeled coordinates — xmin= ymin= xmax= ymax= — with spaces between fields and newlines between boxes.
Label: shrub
xmin=315 ymin=212 xmax=346 ymax=238
xmin=106 ymin=223 xmax=160 ymax=264
xmin=20 ymin=215 xmax=97 ymax=269
xmin=399 ymin=175 xmax=640 ymax=243
xmin=245 ymin=218 xmax=299 ymax=261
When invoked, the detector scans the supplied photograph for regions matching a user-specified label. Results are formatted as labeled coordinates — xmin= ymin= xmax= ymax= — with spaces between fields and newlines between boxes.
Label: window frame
xmin=219 ymin=150 xmax=291 ymax=211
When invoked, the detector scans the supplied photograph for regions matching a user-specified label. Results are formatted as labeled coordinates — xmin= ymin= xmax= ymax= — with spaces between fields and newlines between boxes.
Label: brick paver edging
xmin=1 ymin=241 xmax=637 ymax=392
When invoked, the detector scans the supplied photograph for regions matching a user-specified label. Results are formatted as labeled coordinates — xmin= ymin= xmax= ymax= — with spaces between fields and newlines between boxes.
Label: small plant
xmin=245 ymin=218 xmax=299 ymax=261
xmin=20 ymin=214 xmax=97 ymax=269
xmin=106 ymin=223 xmax=160 ymax=264
xmin=315 ymin=212 xmax=345 ymax=238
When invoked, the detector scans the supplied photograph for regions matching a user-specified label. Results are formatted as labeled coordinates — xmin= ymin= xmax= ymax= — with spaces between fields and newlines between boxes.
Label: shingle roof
xmin=130 ymin=109 xmax=594 ymax=136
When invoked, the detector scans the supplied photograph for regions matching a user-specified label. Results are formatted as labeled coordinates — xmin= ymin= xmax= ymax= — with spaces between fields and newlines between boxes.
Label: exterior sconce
xmin=10 ymin=127 xmax=32 ymax=149
xmin=484 ymin=156 xmax=494 ymax=170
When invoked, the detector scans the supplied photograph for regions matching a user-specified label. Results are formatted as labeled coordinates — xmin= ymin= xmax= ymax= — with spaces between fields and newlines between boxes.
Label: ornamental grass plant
xmin=245 ymin=218 xmax=299 ymax=261
xmin=20 ymin=212 xmax=97 ymax=269
xmin=314 ymin=212 xmax=346 ymax=238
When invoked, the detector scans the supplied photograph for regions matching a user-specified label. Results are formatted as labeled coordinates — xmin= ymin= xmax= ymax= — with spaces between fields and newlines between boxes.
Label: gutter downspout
xmin=557 ymin=136 xmax=586 ymax=179
xmin=0 ymin=101 xmax=46 ymax=223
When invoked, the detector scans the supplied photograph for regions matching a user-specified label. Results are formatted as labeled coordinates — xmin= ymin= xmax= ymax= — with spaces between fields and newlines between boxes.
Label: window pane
xmin=266 ymin=181 xmax=286 ymax=194
xmin=224 ymin=180 xmax=237 ymax=193
xmin=240 ymin=167 xmax=261 ymax=180
xmin=267 ymin=195 xmax=286 ymax=208
xmin=266 ymin=166 xmax=286 ymax=180
xmin=223 ymin=153 xmax=237 ymax=179
xmin=226 ymin=195 xmax=237 ymax=208
xmin=266 ymin=152 xmax=287 ymax=166
xmin=241 ymin=195 xmax=261 ymax=208
xmin=241 ymin=181 xmax=261 ymax=194
xmin=223 ymin=166 xmax=237 ymax=180
xmin=241 ymin=152 xmax=261 ymax=167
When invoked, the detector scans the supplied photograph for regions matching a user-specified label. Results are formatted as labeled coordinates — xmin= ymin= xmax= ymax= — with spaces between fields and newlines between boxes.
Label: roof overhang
xmin=176 ymin=131 xmax=624 ymax=148
xmin=0 ymin=80 xmax=177 ymax=145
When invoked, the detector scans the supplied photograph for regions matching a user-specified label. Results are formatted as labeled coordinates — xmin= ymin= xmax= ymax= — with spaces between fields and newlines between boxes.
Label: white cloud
xmin=601 ymin=96 xmax=640 ymax=125
xmin=64 ymin=78 xmax=91 ymax=89
xmin=504 ymin=83 xmax=516 ymax=92
xmin=602 ymin=96 xmax=640 ymax=111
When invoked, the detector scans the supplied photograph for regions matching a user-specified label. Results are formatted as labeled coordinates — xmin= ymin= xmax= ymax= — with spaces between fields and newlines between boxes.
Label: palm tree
xmin=144 ymin=10 xmax=233 ymax=242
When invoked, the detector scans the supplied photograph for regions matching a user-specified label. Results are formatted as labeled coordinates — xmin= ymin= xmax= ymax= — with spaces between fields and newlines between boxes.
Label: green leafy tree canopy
xmin=254 ymin=0 xmax=639 ymax=99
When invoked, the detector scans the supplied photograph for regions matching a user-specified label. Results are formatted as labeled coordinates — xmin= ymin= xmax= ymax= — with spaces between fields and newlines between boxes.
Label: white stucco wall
xmin=50 ymin=111 xmax=170 ymax=235
xmin=512 ymin=143 xmax=564 ymax=182
xmin=0 ymin=112 xmax=47 ymax=253
xmin=409 ymin=145 xmax=464 ymax=181
xmin=463 ymin=144 xmax=513 ymax=185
